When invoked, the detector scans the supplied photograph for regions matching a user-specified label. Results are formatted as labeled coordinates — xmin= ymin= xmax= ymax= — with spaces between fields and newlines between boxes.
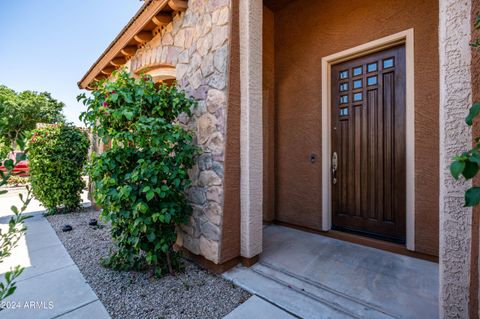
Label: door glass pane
xmin=340 ymin=108 xmax=348 ymax=116
xmin=340 ymin=70 xmax=349 ymax=79
xmin=353 ymin=66 xmax=363 ymax=76
xmin=367 ymin=76 xmax=377 ymax=86
xmin=340 ymin=95 xmax=348 ymax=104
xmin=339 ymin=82 xmax=348 ymax=92
xmin=353 ymin=79 xmax=362 ymax=89
xmin=383 ymin=58 xmax=394 ymax=69
xmin=353 ymin=93 xmax=362 ymax=102
xmin=367 ymin=63 xmax=377 ymax=73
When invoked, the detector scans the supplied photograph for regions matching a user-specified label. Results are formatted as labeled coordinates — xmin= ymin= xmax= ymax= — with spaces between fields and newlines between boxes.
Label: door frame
xmin=321 ymin=29 xmax=415 ymax=250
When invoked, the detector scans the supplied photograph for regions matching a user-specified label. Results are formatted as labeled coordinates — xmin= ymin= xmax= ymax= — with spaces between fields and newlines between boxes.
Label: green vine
xmin=450 ymin=14 xmax=480 ymax=206
xmin=78 ymin=70 xmax=199 ymax=276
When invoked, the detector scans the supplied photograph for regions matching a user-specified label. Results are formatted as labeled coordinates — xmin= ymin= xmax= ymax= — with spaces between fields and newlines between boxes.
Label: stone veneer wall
xmin=125 ymin=0 xmax=232 ymax=264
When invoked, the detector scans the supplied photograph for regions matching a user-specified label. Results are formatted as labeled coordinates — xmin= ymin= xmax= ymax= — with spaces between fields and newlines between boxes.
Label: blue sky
xmin=0 ymin=0 xmax=142 ymax=126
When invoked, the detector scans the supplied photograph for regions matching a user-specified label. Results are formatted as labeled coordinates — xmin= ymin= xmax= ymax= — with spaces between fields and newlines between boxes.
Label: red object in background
xmin=0 ymin=151 xmax=29 ymax=177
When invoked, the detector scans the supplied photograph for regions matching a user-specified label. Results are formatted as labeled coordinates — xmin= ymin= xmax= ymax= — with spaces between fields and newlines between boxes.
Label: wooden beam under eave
xmin=101 ymin=66 xmax=116 ymax=75
xmin=110 ymin=57 xmax=127 ymax=67
xmin=152 ymin=13 xmax=172 ymax=26
xmin=121 ymin=46 xmax=137 ymax=57
xmin=168 ymin=0 xmax=188 ymax=11
xmin=78 ymin=0 xmax=171 ymax=89
xmin=134 ymin=31 xmax=153 ymax=43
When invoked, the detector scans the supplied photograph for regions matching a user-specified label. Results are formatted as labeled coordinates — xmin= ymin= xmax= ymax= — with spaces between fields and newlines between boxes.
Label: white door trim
xmin=321 ymin=29 xmax=415 ymax=250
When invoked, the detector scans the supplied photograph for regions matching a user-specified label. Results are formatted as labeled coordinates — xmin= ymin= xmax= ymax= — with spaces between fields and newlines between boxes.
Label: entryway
xmin=330 ymin=45 xmax=406 ymax=244
xmin=225 ymin=225 xmax=438 ymax=319
xmin=261 ymin=0 xmax=429 ymax=254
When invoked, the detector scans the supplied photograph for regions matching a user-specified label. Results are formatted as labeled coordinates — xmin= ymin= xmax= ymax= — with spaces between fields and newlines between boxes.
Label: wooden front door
xmin=331 ymin=45 xmax=406 ymax=243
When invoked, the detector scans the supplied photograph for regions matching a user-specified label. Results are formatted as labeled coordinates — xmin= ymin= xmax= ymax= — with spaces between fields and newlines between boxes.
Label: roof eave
xmin=78 ymin=0 xmax=188 ymax=90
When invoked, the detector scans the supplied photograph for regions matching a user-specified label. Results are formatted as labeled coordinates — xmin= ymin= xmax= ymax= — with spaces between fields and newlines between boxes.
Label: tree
xmin=0 ymin=85 xmax=65 ymax=150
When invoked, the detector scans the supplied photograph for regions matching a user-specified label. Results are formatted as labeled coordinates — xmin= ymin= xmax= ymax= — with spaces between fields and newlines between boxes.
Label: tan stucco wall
xmin=439 ymin=0 xmax=473 ymax=315
xmin=263 ymin=6 xmax=275 ymax=223
xmin=219 ymin=0 xmax=241 ymax=264
xmin=471 ymin=1 xmax=480 ymax=316
xmin=238 ymin=0 xmax=264 ymax=259
xmin=272 ymin=0 xmax=439 ymax=255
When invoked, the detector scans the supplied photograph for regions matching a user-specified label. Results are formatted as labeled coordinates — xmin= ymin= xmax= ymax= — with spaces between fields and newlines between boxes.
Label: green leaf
xmin=470 ymin=151 xmax=480 ymax=164
xmin=16 ymin=137 xmax=26 ymax=151
xmin=451 ymin=160 xmax=465 ymax=180
xmin=124 ymin=111 xmax=134 ymax=120
xmin=10 ymin=206 xmax=18 ymax=214
xmin=147 ymin=232 xmax=156 ymax=242
xmin=466 ymin=102 xmax=480 ymax=126
xmin=465 ymin=187 xmax=480 ymax=207
xmin=146 ymin=190 xmax=154 ymax=201
xmin=164 ymin=214 xmax=171 ymax=223
xmin=174 ymin=178 xmax=180 ymax=187
xmin=138 ymin=202 xmax=148 ymax=213
xmin=5 ymin=286 xmax=16 ymax=298
xmin=4 ymin=159 xmax=14 ymax=171
xmin=462 ymin=160 xmax=479 ymax=180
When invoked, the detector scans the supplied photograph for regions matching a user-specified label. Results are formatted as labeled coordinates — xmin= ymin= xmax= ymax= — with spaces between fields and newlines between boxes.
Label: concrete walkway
xmin=0 ymin=187 xmax=90 ymax=218
xmin=0 ymin=212 xmax=109 ymax=319
xmin=224 ymin=225 xmax=438 ymax=319
xmin=224 ymin=295 xmax=297 ymax=319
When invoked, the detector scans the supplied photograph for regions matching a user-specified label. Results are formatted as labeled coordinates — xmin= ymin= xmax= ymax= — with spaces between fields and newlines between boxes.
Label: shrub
xmin=78 ymin=70 xmax=199 ymax=276
xmin=28 ymin=124 xmax=89 ymax=213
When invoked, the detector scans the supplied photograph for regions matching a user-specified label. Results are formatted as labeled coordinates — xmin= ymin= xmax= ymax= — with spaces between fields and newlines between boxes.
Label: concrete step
xmin=254 ymin=262 xmax=397 ymax=319
xmin=224 ymin=262 xmax=397 ymax=319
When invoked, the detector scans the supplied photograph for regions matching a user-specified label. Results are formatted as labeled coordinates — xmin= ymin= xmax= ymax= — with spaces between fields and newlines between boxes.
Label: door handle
xmin=332 ymin=152 xmax=338 ymax=185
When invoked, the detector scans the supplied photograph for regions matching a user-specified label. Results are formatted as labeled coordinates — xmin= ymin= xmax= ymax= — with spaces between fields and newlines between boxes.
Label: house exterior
xmin=79 ymin=0 xmax=479 ymax=317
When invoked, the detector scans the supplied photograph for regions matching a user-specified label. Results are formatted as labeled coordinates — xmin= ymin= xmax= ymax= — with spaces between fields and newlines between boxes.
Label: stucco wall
xmin=263 ymin=6 xmax=275 ymax=222
xmin=272 ymin=0 xmax=440 ymax=255
xmin=439 ymin=0 xmax=473 ymax=316
xmin=471 ymin=0 xmax=480 ymax=316
xmin=125 ymin=0 xmax=232 ymax=264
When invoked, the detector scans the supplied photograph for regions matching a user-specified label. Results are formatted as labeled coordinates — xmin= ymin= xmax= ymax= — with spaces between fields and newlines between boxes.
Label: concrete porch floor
xmin=224 ymin=225 xmax=438 ymax=319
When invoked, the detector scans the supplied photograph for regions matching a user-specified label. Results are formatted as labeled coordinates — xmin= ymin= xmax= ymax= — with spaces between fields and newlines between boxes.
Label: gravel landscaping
xmin=47 ymin=209 xmax=250 ymax=319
